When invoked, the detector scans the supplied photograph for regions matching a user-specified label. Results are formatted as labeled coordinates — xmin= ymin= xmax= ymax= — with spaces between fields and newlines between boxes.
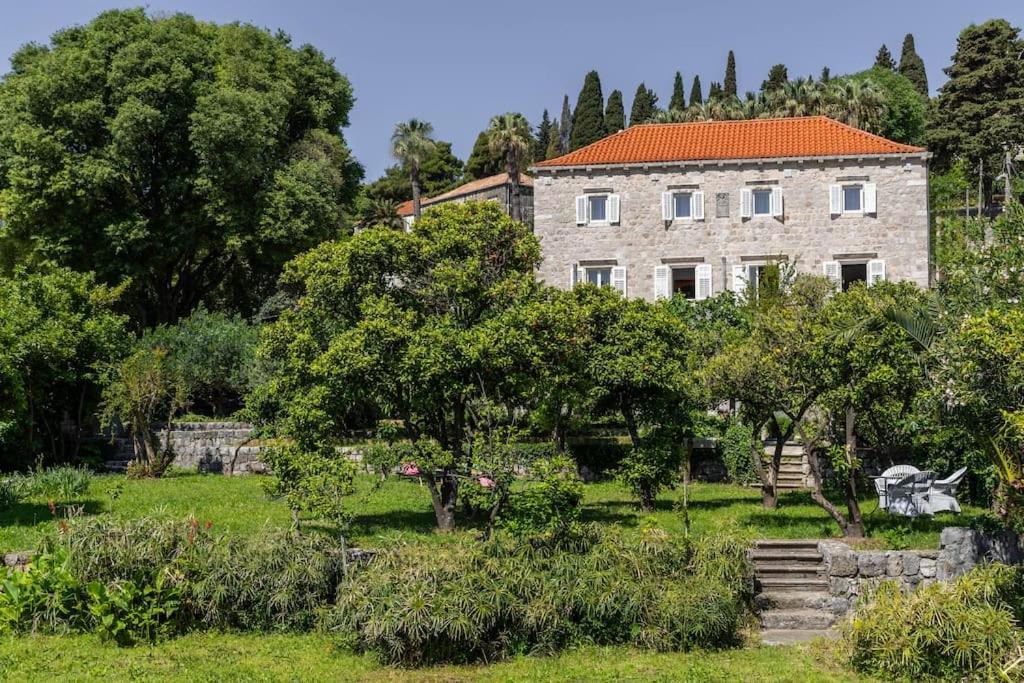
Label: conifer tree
xmin=464 ymin=130 xmax=503 ymax=180
xmin=545 ymin=120 xmax=562 ymax=159
xmin=669 ymin=71 xmax=686 ymax=110
xmin=534 ymin=109 xmax=552 ymax=161
xmin=874 ymin=44 xmax=896 ymax=70
xmin=605 ymin=89 xmax=625 ymax=132
xmin=761 ymin=64 xmax=788 ymax=92
xmin=689 ymin=75 xmax=703 ymax=105
xmin=558 ymin=94 xmax=572 ymax=153
xmin=820 ymin=66 xmax=831 ymax=83
xmin=724 ymin=50 xmax=738 ymax=97
xmin=708 ymin=81 xmax=723 ymax=101
xmin=629 ymin=82 xmax=659 ymax=125
xmin=570 ymin=71 xmax=606 ymax=150
xmin=898 ymin=33 xmax=929 ymax=97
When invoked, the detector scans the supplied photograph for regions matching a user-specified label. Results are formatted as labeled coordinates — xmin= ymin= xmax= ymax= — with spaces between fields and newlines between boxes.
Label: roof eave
xmin=530 ymin=151 xmax=930 ymax=174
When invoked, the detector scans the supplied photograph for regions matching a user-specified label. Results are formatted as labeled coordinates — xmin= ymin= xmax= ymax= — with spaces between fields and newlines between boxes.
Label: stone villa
xmin=529 ymin=116 xmax=929 ymax=300
xmin=398 ymin=172 xmax=534 ymax=228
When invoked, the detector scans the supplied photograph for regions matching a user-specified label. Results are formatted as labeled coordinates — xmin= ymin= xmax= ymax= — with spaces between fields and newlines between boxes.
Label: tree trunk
xmin=803 ymin=414 xmax=865 ymax=539
xmin=639 ymin=483 xmax=656 ymax=513
xmin=411 ymin=165 xmax=423 ymax=220
xmin=507 ymin=164 xmax=521 ymax=222
xmin=682 ymin=438 xmax=693 ymax=486
xmin=425 ymin=469 xmax=459 ymax=533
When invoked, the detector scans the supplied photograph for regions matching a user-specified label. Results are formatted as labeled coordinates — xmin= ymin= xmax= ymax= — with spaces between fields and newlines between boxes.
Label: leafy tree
xmin=669 ymin=71 xmax=686 ymax=111
xmin=689 ymin=75 xmax=704 ymax=105
xmin=898 ymin=33 xmax=929 ymax=96
xmin=534 ymin=109 xmax=553 ymax=161
xmin=761 ymin=64 xmax=788 ymax=92
xmin=558 ymin=95 xmax=572 ymax=154
xmin=570 ymin=71 xmax=606 ymax=150
xmin=874 ymin=44 xmax=896 ymax=70
xmin=0 ymin=268 xmax=128 ymax=467
xmin=486 ymin=113 xmax=533 ymax=221
xmin=840 ymin=68 xmax=925 ymax=145
xmin=0 ymin=9 xmax=363 ymax=325
xmin=928 ymin=19 xmax=1024 ymax=202
xmin=252 ymin=202 xmax=541 ymax=532
xmin=391 ymin=119 xmax=437 ymax=219
xmin=629 ymin=83 xmax=659 ymax=125
xmin=464 ymin=131 xmax=504 ymax=180
xmin=605 ymin=90 xmax=625 ymax=132
xmin=724 ymin=51 xmax=738 ymax=97
xmin=363 ymin=141 xmax=463 ymax=204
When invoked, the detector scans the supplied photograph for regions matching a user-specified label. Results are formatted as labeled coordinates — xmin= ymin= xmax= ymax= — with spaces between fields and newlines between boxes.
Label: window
xmin=576 ymin=193 xmax=620 ymax=225
xmin=840 ymin=262 xmax=867 ymax=290
xmin=745 ymin=264 xmax=765 ymax=290
xmin=673 ymin=192 xmax=692 ymax=219
xmin=672 ymin=267 xmax=696 ymax=299
xmin=585 ymin=266 xmax=612 ymax=287
xmin=588 ymin=195 xmax=608 ymax=223
xmin=753 ymin=189 xmax=772 ymax=216
xmin=843 ymin=185 xmax=862 ymax=213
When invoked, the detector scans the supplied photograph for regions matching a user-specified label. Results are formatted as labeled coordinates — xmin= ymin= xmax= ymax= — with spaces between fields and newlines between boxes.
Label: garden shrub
xmin=498 ymin=455 xmax=583 ymax=540
xmin=719 ymin=418 xmax=757 ymax=485
xmin=0 ymin=478 xmax=23 ymax=510
xmin=0 ymin=552 xmax=84 ymax=634
xmin=27 ymin=466 xmax=92 ymax=504
xmin=844 ymin=564 xmax=1024 ymax=680
xmin=325 ymin=526 xmax=751 ymax=666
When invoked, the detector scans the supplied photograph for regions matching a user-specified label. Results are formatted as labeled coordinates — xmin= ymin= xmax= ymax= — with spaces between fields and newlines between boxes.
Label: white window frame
xmin=752 ymin=188 xmax=773 ymax=216
xmin=842 ymin=184 xmax=863 ymax=214
xmin=830 ymin=182 xmax=877 ymax=216
xmin=662 ymin=190 xmax=704 ymax=222
xmin=575 ymin=193 xmax=621 ymax=226
xmin=673 ymin=192 xmax=692 ymax=220
xmin=587 ymin=194 xmax=610 ymax=225
xmin=582 ymin=265 xmax=613 ymax=287
xmin=574 ymin=264 xmax=626 ymax=295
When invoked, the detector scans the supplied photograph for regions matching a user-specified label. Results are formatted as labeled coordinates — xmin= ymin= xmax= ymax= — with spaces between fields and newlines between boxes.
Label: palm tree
xmin=486 ymin=113 xmax=533 ymax=221
xmin=391 ymin=119 xmax=436 ymax=219
xmin=825 ymin=79 xmax=885 ymax=132
xmin=367 ymin=198 xmax=405 ymax=231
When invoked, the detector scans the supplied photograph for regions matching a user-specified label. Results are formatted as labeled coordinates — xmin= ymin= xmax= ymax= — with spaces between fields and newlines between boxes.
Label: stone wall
xmin=114 ymin=422 xmax=265 ymax=474
xmin=820 ymin=527 xmax=1023 ymax=612
xmin=532 ymin=155 xmax=929 ymax=299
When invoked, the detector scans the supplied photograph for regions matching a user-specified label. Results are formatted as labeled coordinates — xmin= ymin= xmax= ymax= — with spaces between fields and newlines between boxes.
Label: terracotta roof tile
xmin=396 ymin=173 xmax=532 ymax=216
xmin=534 ymin=116 xmax=924 ymax=168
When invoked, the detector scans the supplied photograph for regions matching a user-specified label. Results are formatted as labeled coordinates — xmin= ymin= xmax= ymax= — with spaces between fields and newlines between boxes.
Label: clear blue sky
xmin=2 ymin=1 xmax=1022 ymax=179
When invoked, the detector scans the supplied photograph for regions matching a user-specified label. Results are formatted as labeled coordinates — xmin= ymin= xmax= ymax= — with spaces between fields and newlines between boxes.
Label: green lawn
xmin=0 ymin=633 xmax=871 ymax=682
xmin=1 ymin=470 xmax=982 ymax=552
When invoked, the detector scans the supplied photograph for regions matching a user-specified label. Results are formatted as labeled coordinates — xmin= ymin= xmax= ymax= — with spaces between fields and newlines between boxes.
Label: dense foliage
xmin=0 ymin=9 xmax=363 ymax=324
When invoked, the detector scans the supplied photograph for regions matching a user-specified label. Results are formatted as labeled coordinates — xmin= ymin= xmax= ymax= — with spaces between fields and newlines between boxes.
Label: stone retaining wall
xmin=820 ymin=527 xmax=1023 ymax=612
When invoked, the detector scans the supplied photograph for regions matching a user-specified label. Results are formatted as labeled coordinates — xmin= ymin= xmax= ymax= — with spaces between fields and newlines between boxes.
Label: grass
xmin=0 ymin=633 xmax=872 ymax=682
xmin=1 ymin=470 xmax=983 ymax=552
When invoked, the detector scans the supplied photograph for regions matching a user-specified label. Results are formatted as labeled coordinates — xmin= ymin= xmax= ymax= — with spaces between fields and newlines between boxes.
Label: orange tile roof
xmin=534 ymin=116 xmax=925 ymax=168
xmin=396 ymin=173 xmax=533 ymax=216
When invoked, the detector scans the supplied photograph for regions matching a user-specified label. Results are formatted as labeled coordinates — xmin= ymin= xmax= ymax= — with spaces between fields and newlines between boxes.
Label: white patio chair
xmin=873 ymin=465 xmax=920 ymax=511
xmin=887 ymin=471 xmax=934 ymax=517
xmin=927 ymin=466 xmax=967 ymax=514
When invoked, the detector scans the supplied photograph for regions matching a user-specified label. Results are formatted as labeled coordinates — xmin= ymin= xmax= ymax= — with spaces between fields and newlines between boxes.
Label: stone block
xmin=858 ymin=552 xmax=887 ymax=578
xmin=886 ymin=553 xmax=903 ymax=577
xmin=920 ymin=558 xmax=936 ymax=578
xmin=829 ymin=576 xmax=852 ymax=597
xmin=902 ymin=553 xmax=921 ymax=576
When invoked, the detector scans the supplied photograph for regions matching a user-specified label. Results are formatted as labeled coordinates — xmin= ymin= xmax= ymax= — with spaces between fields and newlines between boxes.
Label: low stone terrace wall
xmin=820 ymin=527 xmax=1023 ymax=612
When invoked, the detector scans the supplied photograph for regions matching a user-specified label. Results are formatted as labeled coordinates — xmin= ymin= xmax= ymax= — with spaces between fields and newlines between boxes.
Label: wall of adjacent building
xmin=532 ymin=156 xmax=929 ymax=299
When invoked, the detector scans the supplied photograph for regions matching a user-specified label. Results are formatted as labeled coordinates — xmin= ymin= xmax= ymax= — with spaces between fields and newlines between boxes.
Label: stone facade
xmin=532 ymin=155 xmax=929 ymax=300
xmin=819 ymin=527 xmax=1023 ymax=613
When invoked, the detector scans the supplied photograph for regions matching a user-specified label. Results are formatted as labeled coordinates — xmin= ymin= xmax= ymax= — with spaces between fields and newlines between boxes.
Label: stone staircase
xmin=763 ymin=441 xmax=811 ymax=490
xmin=751 ymin=539 xmax=845 ymax=644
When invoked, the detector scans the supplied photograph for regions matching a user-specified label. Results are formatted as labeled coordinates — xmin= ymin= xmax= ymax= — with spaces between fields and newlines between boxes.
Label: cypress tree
xmin=898 ymin=33 xmax=929 ymax=97
xmin=724 ymin=50 xmax=738 ymax=97
xmin=820 ymin=66 xmax=831 ymax=83
xmin=464 ymin=130 xmax=502 ymax=180
xmin=534 ymin=109 xmax=552 ymax=162
xmin=689 ymin=75 xmax=703 ymax=105
xmin=545 ymin=120 xmax=562 ymax=159
xmin=669 ymin=71 xmax=686 ymax=110
xmin=874 ymin=44 xmax=896 ymax=70
xmin=558 ymin=94 xmax=572 ymax=154
xmin=708 ymin=81 xmax=723 ymax=101
xmin=570 ymin=70 xmax=606 ymax=150
xmin=629 ymin=82 xmax=659 ymax=125
xmin=761 ymin=64 xmax=788 ymax=92
xmin=605 ymin=89 xmax=625 ymax=132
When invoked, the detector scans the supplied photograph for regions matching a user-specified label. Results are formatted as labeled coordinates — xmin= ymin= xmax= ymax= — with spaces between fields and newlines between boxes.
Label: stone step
xmin=756 ymin=576 xmax=829 ymax=592
xmin=753 ymin=564 xmax=824 ymax=580
xmin=759 ymin=608 xmax=838 ymax=630
xmin=760 ymin=629 xmax=839 ymax=646
xmin=754 ymin=591 xmax=831 ymax=611
xmin=750 ymin=549 xmax=822 ymax=563
xmin=755 ymin=539 xmax=820 ymax=549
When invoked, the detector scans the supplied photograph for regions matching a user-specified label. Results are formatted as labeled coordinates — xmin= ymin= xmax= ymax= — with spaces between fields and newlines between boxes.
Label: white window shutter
xmin=654 ymin=265 xmax=670 ymax=299
xmin=696 ymin=264 xmax=713 ymax=300
xmin=692 ymin=191 xmax=705 ymax=220
xmin=575 ymin=196 xmax=587 ymax=225
xmin=771 ymin=187 xmax=784 ymax=217
xmin=829 ymin=185 xmax=842 ymax=215
xmin=823 ymin=261 xmax=840 ymax=287
xmin=868 ymin=259 xmax=886 ymax=285
xmin=661 ymin=192 xmax=673 ymax=221
xmin=863 ymin=183 xmax=877 ymax=214
xmin=570 ymin=263 xmax=578 ymax=288
xmin=611 ymin=266 xmax=627 ymax=296
xmin=608 ymin=194 xmax=621 ymax=224
xmin=732 ymin=265 xmax=748 ymax=295
xmin=740 ymin=189 xmax=752 ymax=218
